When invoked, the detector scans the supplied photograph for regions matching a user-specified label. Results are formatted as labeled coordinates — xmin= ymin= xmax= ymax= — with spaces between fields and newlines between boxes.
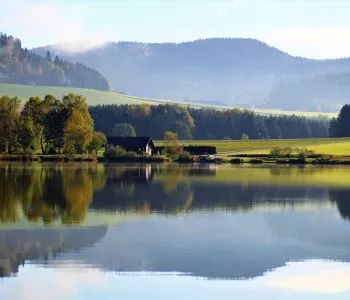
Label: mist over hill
xmin=33 ymin=38 xmax=350 ymax=112
xmin=0 ymin=33 xmax=110 ymax=91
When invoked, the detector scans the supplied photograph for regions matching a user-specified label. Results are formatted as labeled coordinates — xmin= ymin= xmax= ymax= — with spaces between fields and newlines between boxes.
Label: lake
xmin=1 ymin=163 xmax=350 ymax=299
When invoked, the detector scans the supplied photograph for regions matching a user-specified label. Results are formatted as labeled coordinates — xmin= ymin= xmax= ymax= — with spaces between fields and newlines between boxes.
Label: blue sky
xmin=1 ymin=0 xmax=350 ymax=58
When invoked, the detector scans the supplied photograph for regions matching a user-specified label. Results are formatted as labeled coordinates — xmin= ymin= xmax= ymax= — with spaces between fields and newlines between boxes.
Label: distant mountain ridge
xmin=0 ymin=33 xmax=110 ymax=91
xmin=33 ymin=38 xmax=350 ymax=111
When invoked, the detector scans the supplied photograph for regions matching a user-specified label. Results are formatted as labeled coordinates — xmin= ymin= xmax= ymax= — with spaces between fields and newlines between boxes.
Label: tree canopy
xmin=90 ymin=104 xmax=329 ymax=140
xmin=111 ymin=123 xmax=136 ymax=137
xmin=0 ymin=94 xmax=105 ymax=155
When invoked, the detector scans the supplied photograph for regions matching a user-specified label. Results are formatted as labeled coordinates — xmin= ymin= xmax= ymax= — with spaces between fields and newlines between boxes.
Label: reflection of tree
xmin=0 ymin=226 xmax=107 ymax=277
xmin=329 ymin=188 xmax=350 ymax=220
xmin=0 ymin=163 xmax=104 ymax=225
xmin=269 ymin=166 xmax=315 ymax=176
xmin=0 ymin=163 xmax=335 ymax=223
xmin=92 ymin=165 xmax=325 ymax=214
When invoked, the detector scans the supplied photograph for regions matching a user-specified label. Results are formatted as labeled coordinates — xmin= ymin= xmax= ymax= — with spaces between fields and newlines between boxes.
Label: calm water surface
xmin=1 ymin=163 xmax=350 ymax=299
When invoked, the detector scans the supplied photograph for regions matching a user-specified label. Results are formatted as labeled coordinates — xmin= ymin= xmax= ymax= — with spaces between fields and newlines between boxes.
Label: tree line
xmin=0 ymin=94 xmax=106 ymax=154
xmin=0 ymin=33 xmax=110 ymax=90
xmin=90 ymin=104 xmax=330 ymax=140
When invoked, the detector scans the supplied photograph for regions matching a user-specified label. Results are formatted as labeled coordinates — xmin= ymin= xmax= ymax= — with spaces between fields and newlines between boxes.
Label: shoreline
xmin=2 ymin=154 xmax=350 ymax=165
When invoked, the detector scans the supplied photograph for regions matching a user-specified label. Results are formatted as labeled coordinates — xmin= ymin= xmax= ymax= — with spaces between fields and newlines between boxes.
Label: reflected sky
xmin=2 ymin=260 xmax=350 ymax=300
xmin=2 ymin=163 xmax=350 ymax=298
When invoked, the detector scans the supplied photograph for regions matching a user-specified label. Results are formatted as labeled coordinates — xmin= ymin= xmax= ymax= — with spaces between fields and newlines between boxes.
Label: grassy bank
xmin=0 ymin=154 xmax=98 ymax=162
xmin=0 ymin=83 xmax=337 ymax=118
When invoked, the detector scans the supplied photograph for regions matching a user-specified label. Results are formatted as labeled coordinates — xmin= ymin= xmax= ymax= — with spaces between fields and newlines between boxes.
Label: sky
xmin=1 ymin=0 xmax=350 ymax=59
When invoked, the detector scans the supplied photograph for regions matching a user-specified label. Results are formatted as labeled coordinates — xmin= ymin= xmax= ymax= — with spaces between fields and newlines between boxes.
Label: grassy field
xmin=156 ymin=138 xmax=350 ymax=155
xmin=0 ymin=83 xmax=337 ymax=118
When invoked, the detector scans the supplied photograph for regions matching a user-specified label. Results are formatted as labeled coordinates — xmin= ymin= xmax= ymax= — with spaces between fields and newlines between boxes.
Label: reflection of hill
xmin=59 ymin=207 xmax=350 ymax=280
xmin=0 ymin=226 xmax=107 ymax=277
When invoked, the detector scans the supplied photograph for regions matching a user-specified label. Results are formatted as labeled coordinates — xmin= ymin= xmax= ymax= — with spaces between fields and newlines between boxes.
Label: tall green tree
xmin=43 ymin=100 xmax=68 ymax=153
xmin=330 ymin=104 xmax=350 ymax=137
xmin=0 ymin=96 xmax=20 ymax=153
xmin=87 ymin=131 xmax=107 ymax=155
xmin=18 ymin=116 xmax=35 ymax=153
xmin=111 ymin=123 xmax=136 ymax=137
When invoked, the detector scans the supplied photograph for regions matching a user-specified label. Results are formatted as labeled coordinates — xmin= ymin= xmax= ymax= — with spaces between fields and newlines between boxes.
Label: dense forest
xmin=266 ymin=73 xmax=350 ymax=112
xmin=0 ymin=33 xmax=110 ymax=90
xmin=90 ymin=104 xmax=330 ymax=140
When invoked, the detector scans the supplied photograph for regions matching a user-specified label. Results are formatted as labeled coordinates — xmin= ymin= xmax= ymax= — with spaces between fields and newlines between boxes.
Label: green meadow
xmin=0 ymin=83 xmax=337 ymax=118
xmin=157 ymin=138 xmax=350 ymax=155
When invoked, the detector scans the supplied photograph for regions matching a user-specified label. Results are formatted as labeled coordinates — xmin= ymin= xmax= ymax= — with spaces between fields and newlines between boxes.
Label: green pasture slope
xmin=161 ymin=138 xmax=350 ymax=155
xmin=0 ymin=83 xmax=169 ymax=106
xmin=0 ymin=83 xmax=337 ymax=118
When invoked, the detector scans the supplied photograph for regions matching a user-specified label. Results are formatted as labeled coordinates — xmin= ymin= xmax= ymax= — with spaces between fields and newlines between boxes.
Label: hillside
xmin=0 ymin=83 xmax=336 ymax=118
xmin=265 ymin=73 xmax=350 ymax=111
xmin=33 ymin=38 xmax=350 ymax=112
xmin=0 ymin=33 xmax=110 ymax=90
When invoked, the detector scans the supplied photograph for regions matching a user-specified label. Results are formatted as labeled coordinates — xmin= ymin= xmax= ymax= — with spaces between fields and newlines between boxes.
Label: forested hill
xmin=265 ymin=73 xmax=350 ymax=112
xmin=34 ymin=38 xmax=350 ymax=112
xmin=0 ymin=33 xmax=110 ymax=90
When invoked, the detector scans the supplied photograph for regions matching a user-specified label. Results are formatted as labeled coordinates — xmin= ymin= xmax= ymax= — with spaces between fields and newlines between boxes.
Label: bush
xmin=104 ymin=146 xmax=126 ymax=159
xmin=269 ymin=147 xmax=293 ymax=158
xmin=176 ymin=151 xmax=194 ymax=163
xmin=270 ymin=147 xmax=316 ymax=159
xmin=295 ymin=148 xmax=316 ymax=160
xmin=248 ymin=158 xmax=264 ymax=164
xmin=230 ymin=158 xmax=244 ymax=164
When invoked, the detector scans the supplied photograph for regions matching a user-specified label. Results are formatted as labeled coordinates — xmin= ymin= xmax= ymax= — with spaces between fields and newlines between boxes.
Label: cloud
xmin=0 ymin=265 xmax=109 ymax=300
xmin=268 ymin=260 xmax=350 ymax=294
xmin=262 ymin=26 xmax=350 ymax=59
xmin=0 ymin=0 xmax=108 ymax=52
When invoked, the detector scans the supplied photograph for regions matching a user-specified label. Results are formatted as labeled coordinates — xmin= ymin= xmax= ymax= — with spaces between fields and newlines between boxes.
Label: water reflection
xmin=0 ymin=226 xmax=107 ymax=277
xmin=2 ymin=163 xmax=350 ymax=284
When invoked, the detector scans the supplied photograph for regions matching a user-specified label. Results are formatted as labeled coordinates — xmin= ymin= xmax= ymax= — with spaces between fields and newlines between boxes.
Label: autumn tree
xmin=63 ymin=95 xmax=95 ymax=154
xmin=163 ymin=131 xmax=183 ymax=160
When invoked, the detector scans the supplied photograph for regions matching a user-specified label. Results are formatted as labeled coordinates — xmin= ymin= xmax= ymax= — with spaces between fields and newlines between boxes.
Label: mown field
xmin=156 ymin=138 xmax=350 ymax=155
xmin=0 ymin=83 xmax=337 ymax=118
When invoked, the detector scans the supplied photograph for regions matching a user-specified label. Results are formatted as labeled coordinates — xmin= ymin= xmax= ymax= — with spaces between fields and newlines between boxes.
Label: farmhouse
xmin=106 ymin=136 xmax=156 ymax=155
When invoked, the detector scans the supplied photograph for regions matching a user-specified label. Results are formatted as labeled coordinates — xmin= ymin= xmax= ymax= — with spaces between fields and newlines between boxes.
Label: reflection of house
xmin=106 ymin=166 xmax=154 ymax=184
xmin=107 ymin=137 xmax=156 ymax=155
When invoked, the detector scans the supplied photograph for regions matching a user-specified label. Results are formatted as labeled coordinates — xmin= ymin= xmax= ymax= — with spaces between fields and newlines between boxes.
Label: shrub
xmin=269 ymin=147 xmax=293 ymax=158
xmin=295 ymin=148 xmax=316 ymax=160
xmin=104 ymin=146 xmax=126 ymax=159
xmin=230 ymin=158 xmax=244 ymax=164
xmin=176 ymin=151 xmax=194 ymax=163
xmin=241 ymin=133 xmax=250 ymax=141
xmin=248 ymin=158 xmax=264 ymax=164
